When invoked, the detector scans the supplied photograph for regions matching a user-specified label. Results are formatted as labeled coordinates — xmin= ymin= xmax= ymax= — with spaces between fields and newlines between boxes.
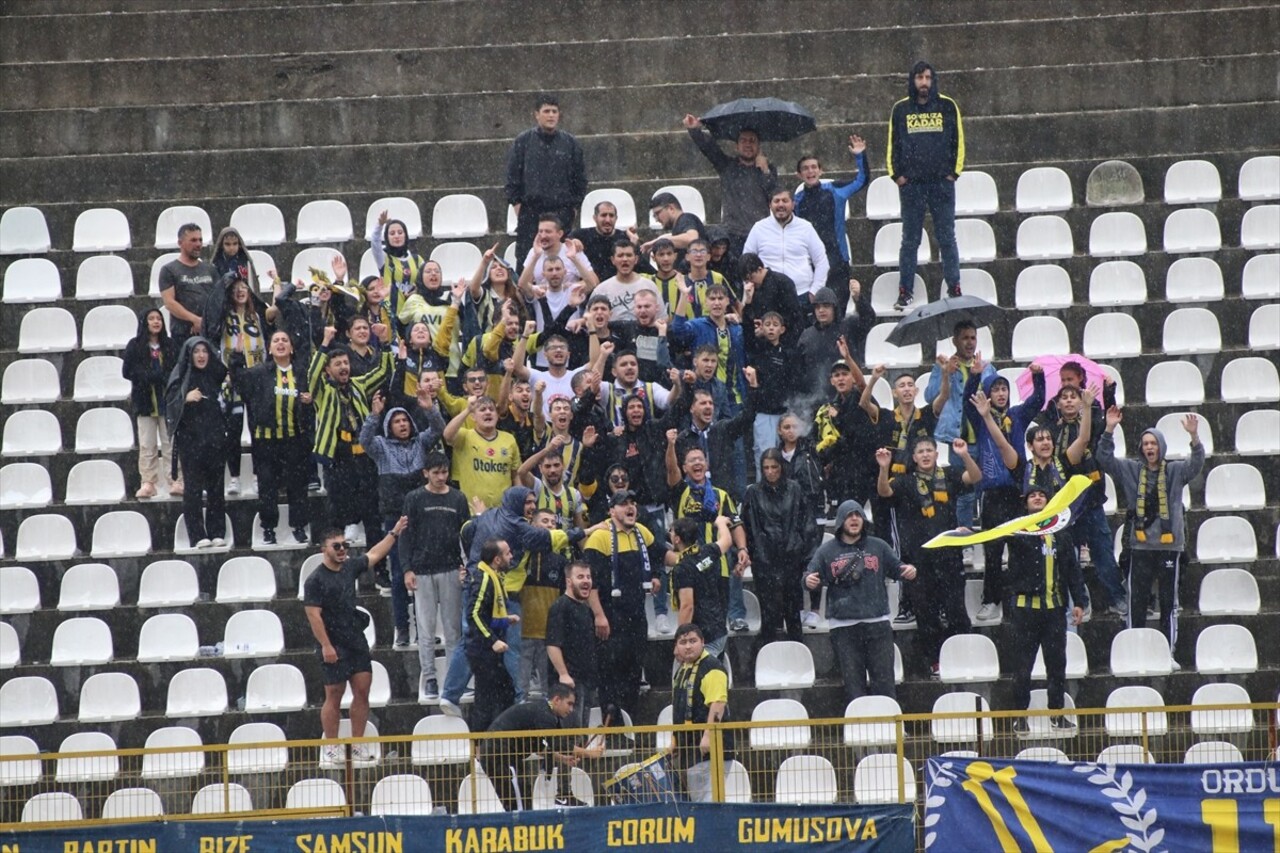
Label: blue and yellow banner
xmin=3 ymin=802 xmax=914 ymax=853
xmin=924 ymin=756 xmax=1277 ymax=852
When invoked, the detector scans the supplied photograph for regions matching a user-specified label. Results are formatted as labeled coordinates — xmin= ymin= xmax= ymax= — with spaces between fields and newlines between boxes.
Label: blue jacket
xmin=670 ymin=316 xmax=747 ymax=410
xmin=963 ymin=371 xmax=1045 ymax=492
xmin=794 ymin=151 xmax=869 ymax=263
xmin=925 ymin=360 xmax=996 ymax=443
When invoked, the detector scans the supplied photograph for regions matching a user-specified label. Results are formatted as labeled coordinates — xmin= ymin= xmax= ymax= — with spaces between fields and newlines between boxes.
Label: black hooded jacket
xmin=122 ymin=308 xmax=176 ymax=417
xmin=201 ymin=271 xmax=273 ymax=347
xmin=887 ymin=61 xmax=965 ymax=182
xmin=741 ymin=475 xmax=814 ymax=566
xmin=165 ymin=337 xmax=228 ymax=449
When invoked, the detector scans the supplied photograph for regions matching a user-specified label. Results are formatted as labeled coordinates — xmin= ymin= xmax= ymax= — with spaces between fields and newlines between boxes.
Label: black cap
xmin=812 ymin=287 xmax=838 ymax=306
xmin=830 ymin=358 xmax=852 ymax=374
xmin=608 ymin=489 xmax=638 ymax=507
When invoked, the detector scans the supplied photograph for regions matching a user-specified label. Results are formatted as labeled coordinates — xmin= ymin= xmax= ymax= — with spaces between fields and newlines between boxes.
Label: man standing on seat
xmin=507 ymin=94 xmax=588 ymax=273
xmin=682 ymin=113 xmax=778 ymax=254
xmin=159 ymin=224 xmax=218 ymax=350
xmin=304 ymin=519 xmax=406 ymax=765
xmin=887 ymin=61 xmax=965 ymax=309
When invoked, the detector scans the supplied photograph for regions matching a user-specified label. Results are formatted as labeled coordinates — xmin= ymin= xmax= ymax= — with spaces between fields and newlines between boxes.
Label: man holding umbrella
xmin=682 ymin=108 xmax=780 ymax=255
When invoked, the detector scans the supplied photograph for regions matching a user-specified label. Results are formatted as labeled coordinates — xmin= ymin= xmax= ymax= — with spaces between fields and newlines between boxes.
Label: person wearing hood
xmin=370 ymin=208 xmax=427 ymax=322
xmin=705 ymin=226 xmax=739 ymax=292
xmin=742 ymin=449 xmax=817 ymax=646
xmin=805 ymin=499 xmax=916 ymax=701
xmin=887 ymin=60 xmax=965 ymax=308
xmin=361 ymin=390 xmax=447 ymax=648
xmin=964 ymin=364 xmax=1046 ymax=622
xmin=1003 ymin=485 xmax=1088 ymax=735
xmin=229 ymin=328 xmax=314 ymax=546
xmin=1096 ymin=408 xmax=1203 ymax=652
xmin=123 ymin=307 xmax=179 ymax=499
xmin=165 ymin=337 xmax=229 ymax=548
xmin=210 ymin=226 xmax=258 ymax=285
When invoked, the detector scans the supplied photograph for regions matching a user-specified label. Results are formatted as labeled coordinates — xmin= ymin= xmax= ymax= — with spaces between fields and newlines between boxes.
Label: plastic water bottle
xmin=197 ymin=645 xmax=218 ymax=657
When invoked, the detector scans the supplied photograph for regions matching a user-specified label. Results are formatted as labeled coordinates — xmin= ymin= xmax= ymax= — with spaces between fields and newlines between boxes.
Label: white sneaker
xmin=438 ymin=697 xmax=462 ymax=718
xmin=320 ymin=744 xmax=344 ymax=766
xmin=655 ymin=613 xmax=671 ymax=634
xmin=195 ymin=538 xmax=213 ymax=549
xmin=227 ymin=477 xmax=240 ymax=496
xmin=210 ymin=537 xmax=227 ymax=548
xmin=976 ymin=603 xmax=1001 ymax=622
xmin=351 ymin=744 xmax=377 ymax=763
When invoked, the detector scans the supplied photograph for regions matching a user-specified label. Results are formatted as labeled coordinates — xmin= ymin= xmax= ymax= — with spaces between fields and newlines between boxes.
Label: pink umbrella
xmin=1016 ymin=354 xmax=1107 ymax=409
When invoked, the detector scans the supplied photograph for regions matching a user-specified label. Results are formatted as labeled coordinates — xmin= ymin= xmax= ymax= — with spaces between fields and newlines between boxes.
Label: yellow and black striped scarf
xmin=1135 ymin=461 xmax=1173 ymax=544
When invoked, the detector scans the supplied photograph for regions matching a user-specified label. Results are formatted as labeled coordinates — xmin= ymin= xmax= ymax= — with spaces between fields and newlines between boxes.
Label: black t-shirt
xmin=889 ymin=466 xmax=969 ymax=555
xmin=303 ymin=556 xmax=370 ymax=653
xmin=484 ymin=699 xmax=569 ymax=755
xmin=671 ymin=212 xmax=708 ymax=268
xmin=159 ymin=258 xmax=217 ymax=338
xmin=400 ymin=487 xmax=471 ymax=574
xmin=545 ymin=594 xmax=597 ymax=684
xmin=671 ymin=542 xmax=727 ymax=643
xmin=569 ymin=226 xmax=619 ymax=281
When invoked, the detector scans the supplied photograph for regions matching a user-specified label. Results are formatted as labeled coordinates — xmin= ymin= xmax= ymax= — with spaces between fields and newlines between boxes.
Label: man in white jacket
xmin=743 ymin=188 xmax=830 ymax=305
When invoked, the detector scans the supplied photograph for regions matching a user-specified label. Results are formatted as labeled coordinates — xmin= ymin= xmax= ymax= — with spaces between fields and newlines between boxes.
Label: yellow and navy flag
xmin=922 ymin=475 xmax=1093 ymax=549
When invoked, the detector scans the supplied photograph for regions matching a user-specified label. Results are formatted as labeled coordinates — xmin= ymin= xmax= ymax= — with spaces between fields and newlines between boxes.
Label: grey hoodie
xmin=360 ymin=405 xmax=446 ymax=520
xmin=1096 ymin=427 xmax=1204 ymax=552
xmin=804 ymin=500 xmax=907 ymax=622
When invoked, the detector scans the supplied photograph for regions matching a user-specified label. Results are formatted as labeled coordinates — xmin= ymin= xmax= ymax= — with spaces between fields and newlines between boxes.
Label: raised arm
xmin=953 ymin=439 xmax=982 ymax=487
xmin=971 ymin=388 xmax=1019 ymax=471
xmin=443 ymin=395 xmax=479 ymax=446
xmin=1065 ymin=387 xmax=1097 ymax=466
xmin=517 ymin=434 xmax=565 ymax=488
xmin=875 ymin=447 xmax=895 ymax=497
xmin=665 ymin=428 xmax=682 ymax=488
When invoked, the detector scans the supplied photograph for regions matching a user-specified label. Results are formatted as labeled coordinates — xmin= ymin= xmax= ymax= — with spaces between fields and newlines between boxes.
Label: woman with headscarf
xmin=203 ymin=272 xmax=273 ymax=495
xmin=370 ymin=209 xmax=426 ymax=323
xmin=165 ymin=337 xmax=229 ymax=548
xmin=742 ymin=447 xmax=816 ymax=646
xmin=122 ymin=307 xmax=178 ymax=498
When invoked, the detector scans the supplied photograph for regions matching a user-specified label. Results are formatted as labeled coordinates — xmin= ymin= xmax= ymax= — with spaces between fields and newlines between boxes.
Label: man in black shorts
xmin=304 ymin=518 xmax=407 ymax=765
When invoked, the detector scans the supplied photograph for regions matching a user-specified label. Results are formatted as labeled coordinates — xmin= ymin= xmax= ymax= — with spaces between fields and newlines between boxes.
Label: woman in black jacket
xmin=741 ymin=447 xmax=815 ymax=645
xmin=122 ymin=308 xmax=178 ymax=499
xmin=166 ymin=337 xmax=229 ymax=548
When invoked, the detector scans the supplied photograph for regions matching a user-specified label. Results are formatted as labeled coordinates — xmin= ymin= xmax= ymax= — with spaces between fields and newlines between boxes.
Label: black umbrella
xmin=700 ymin=97 xmax=817 ymax=143
xmin=886 ymin=295 xmax=1004 ymax=348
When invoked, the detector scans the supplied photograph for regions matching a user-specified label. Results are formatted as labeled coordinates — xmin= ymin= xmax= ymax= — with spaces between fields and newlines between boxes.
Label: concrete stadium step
xmin=6 ymin=101 xmax=1275 ymax=207
xmin=4 ymin=7 xmax=1274 ymax=111
xmin=6 ymin=51 xmax=1276 ymax=160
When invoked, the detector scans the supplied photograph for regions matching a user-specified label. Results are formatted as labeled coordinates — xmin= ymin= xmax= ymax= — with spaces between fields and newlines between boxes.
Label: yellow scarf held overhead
xmin=921 ymin=475 xmax=1093 ymax=549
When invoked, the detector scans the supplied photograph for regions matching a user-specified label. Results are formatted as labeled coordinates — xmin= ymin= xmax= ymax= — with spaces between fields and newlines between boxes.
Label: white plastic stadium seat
xmin=1088 ymin=260 xmax=1146 ymax=307
xmin=930 ymin=693 xmax=994 ymax=743
xmin=22 ymin=792 xmax=83 ymax=823
xmin=1164 ymin=160 xmax=1221 ymax=204
xmin=854 ymin=754 xmax=916 ymax=804
xmin=411 ymin=715 xmax=472 ymax=765
xmin=775 ymin=755 xmax=837 ymax=804
xmin=430 ymin=242 xmax=483 ymax=281
xmin=1241 ymin=205 xmax=1280 ymax=250
xmin=0 ymin=206 xmax=52 ymax=254
xmin=1104 ymin=686 xmax=1168 ymax=737
xmin=1184 ymin=742 xmax=1244 ymax=765
xmin=73 ymin=356 xmax=131 ymax=402
xmin=871 ymin=272 xmax=927 ymax=316
xmin=230 ymin=203 xmax=287 ymax=246
xmin=1016 ymin=167 xmax=1072 ymax=212
xmin=1011 ymin=316 xmax=1070 ymax=362
xmin=18 ymin=307 xmax=77 ymax=353
xmin=3 ymin=257 xmax=61 ymax=303
xmin=0 ymin=676 xmax=58 ymax=727
xmin=1016 ymin=747 xmax=1072 ymax=763
xmin=864 ymin=324 xmax=922 ymax=368
xmin=748 ymin=698 xmax=811 ymax=750
xmin=1015 ymin=215 xmax=1072 ymax=260
xmin=286 ymin=778 xmax=347 ymax=813
xmin=101 ymin=788 xmax=164 ymax=820
xmin=959 ymin=268 xmax=999 ymax=304
xmin=289 ymin=247 xmax=344 ymax=284
xmin=954 ymin=219 xmax=996 ymax=263
xmin=1239 ymin=155 xmax=1280 ymax=201
xmin=1195 ymin=624 xmax=1258 ymax=675
xmin=55 ymin=732 xmax=118 ymax=783
xmin=1109 ymin=628 xmax=1172 ymax=677
xmin=57 ymin=562 xmax=120 ymax=610
xmin=244 ymin=663 xmax=307 ymax=713
xmin=365 ymin=196 xmax=424 ymax=240
xmin=174 ymin=515 xmax=234 ymax=554
xmin=0 ymin=622 xmax=19 ymax=668
xmin=1196 ymin=516 xmax=1257 ymax=564
xmin=1083 ymin=313 xmax=1141 ymax=359
xmin=372 ymin=775 xmax=434 ymax=816
xmin=648 ymin=185 xmax=706 ymax=227
xmin=223 ymin=610 xmax=285 ymax=658
xmin=1090 ymin=212 xmax=1146 ymax=257
xmin=342 ymin=661 xmax=391 ymax=709
xmin=0 ymin=463 xmax=52 ymax=509
xmin=843 ymin=696 xmax=902 ymax=747
xmin=505 ymin=205 xmax=517 ymax=236
xmin=51 ymin=616 xmax=113 ymax=666
xmin=429 ymin=195 xmax=486 ymax=239
xmin=955 ymin=171 xmax=998 ymax=216
xmin=137 ymin=614 xmax=199 ymax=663
xmin=1165 ymin=257 xmax=1224 ymax=303
xmin=2 ymin=360 xmax=59 ymax=405
xmin=0 ymin=566 xmax=40 ymax=614
xmin=1248 ymin=304 xmax=1279 ymax=350
xmin=227 ymin=722 xmax=289 ymax=774
xmin=247 ymin=249 xmax=277 ymax=292
xmin=1235 ymin=410 xmax=1280 ymax=455
xmin=754 ymin=641 xmax=815 ymax=689
xmin=137 ymin=560 xmax=199 ymax=608
xmin=1241 ymin=254 xmax=1279 ymax=299
xmin=295 ymin=199 xmax=353 ymax=244
xmin=1198 ymin=569 xmax=1260 ymax=616
xmin=15 ymin=514 xmax=76 ymax=561
xmin=153 ymin=206 xmax=212 ymax=250
xmin=939 ymin=634 xmax=1000 ymax=683
xmin=0 ymin=736 xmax=41 ymax=784
xmin=78 ymin=672 xmax=140 ymax=723
xmin=90 ymin=510 xmax=151 ymax=558
xmin=190 ymin=783 xmax=253 ymax=815
xmin=875 ymin=223 xmax=930 ymax=267
xmin=1163 ymin=209 xmax=1221 ymax=254
xmin=1204 ymin=463 xmax=1265 ymax=510
xmin=1015 ymin=265 xmax=1073 ymax=310
xmin=73 ymin=208 xmax=130 ymax=252
xmin=82 ymin=304 xmax=138 ymax=351
xmin=457 ymin=773 xmax=505 ymax=814
xmin=1023 ymin=691 xmax=1079 ymax=738
xmin=1152 ymin=412 xmax=1214 ymax=458
xmin=865 ymin=176 xmax=901 ymax=220
xmin=1190 ymin=683 xmax=1253 ymax=735
xmin=1097 ymin=744 xmax=1154 ymax=766
xmin=148 ymin=252 xmax=179 ymax=296
xmin=216 ymin=557 xmax=277 ymax=603
xmin=165 ymin=668 xmax=228 ymax=718
xmin=579 ymin=188 xmax=638 ymax=230
xmin=1144 ymin=362 xmax=1203 ymax=407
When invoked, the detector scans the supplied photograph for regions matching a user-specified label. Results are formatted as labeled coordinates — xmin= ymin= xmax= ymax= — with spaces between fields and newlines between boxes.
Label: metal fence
xmin=3 ymin=702 xmax=1276 ymax=831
